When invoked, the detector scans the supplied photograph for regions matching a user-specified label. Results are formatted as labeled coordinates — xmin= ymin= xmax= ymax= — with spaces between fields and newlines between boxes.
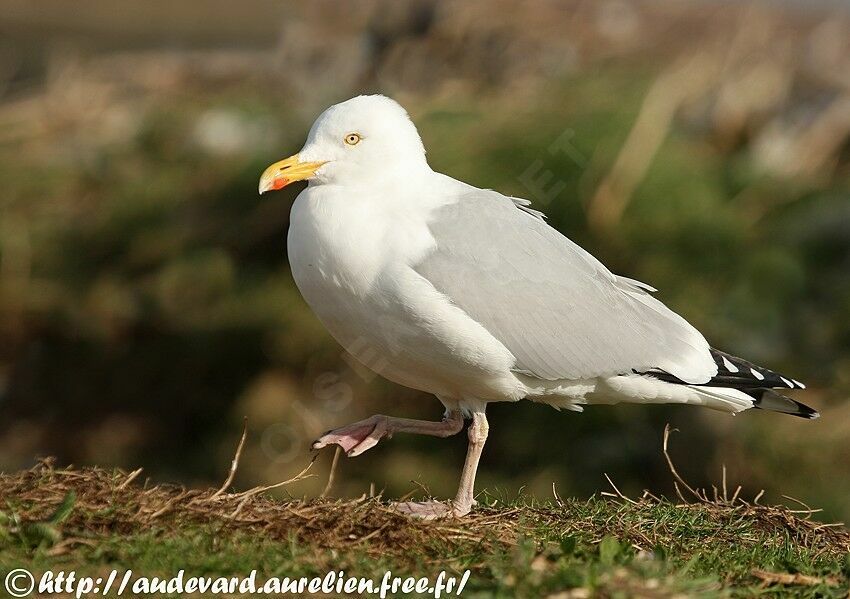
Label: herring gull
xmin=259 ymin=95 xmax=816 ymax=519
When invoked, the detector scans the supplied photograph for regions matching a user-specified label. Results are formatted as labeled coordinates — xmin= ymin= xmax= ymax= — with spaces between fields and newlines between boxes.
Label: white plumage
xmin=259 ymin=94 xmax=815 ymax=518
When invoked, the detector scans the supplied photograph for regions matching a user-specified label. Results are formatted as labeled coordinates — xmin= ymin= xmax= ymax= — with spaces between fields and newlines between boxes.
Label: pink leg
xmin=312 ymin=411 xmax=464 ymax=457
xmin=394 ymin=410 xmax=489 ymax=519
xmin=452 ymin=410 xmax=488 ymax=515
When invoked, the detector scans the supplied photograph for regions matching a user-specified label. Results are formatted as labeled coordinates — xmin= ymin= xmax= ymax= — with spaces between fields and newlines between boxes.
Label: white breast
xmin=287 ymin=183 xmax=523 ymax=401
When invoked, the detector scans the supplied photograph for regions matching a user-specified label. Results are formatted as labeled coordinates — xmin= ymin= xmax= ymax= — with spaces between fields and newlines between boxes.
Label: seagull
xmin=259 ymin=95 xmax=817 ymax=519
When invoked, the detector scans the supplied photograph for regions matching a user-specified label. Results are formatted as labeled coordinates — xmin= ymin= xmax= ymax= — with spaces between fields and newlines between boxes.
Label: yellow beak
xmin=258 ymin=154 xmax=326 ymax=194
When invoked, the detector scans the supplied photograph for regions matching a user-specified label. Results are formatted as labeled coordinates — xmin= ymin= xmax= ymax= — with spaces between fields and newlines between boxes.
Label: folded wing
xmin=414 ymin=189 xmax=717 ymax=384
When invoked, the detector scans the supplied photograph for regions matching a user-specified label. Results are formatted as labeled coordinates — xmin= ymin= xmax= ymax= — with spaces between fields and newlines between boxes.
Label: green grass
xmin=1 ymin=462 xmax=848 ymax=597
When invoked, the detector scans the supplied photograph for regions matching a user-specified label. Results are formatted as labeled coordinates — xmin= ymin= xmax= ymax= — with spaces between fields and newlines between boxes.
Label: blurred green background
xmin=1 ymin=0 xmax=848 ymax=520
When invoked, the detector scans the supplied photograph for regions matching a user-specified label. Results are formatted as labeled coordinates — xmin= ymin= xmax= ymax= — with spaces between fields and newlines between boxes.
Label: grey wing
xmin=414 ymin=189 xmax=717 ymax=384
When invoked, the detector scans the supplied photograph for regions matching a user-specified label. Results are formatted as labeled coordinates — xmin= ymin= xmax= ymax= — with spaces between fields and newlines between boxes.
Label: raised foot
xmin=391 ymin=500 xmax=470 ymax=520
xmin=312 ymin=415 xmax=388 ymax=457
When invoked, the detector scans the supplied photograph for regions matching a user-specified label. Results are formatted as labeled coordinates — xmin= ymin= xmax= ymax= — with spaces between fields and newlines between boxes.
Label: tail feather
xmin=751 ymin=388 xmax=819 ymax=419
xmin=683 ymin=385 xmax=819 ymax=419
xmin=640 ymin=347 xmax=818 ymax=419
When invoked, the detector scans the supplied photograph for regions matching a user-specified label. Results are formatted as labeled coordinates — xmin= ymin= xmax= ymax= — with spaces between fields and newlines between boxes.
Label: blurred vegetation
xmin=0 ymin=0 xmax=848 ymax=523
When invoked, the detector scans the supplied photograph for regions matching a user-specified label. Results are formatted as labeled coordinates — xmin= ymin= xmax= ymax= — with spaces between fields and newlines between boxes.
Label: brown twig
xmin=320 ymin=447 xmax=342 ymax=499
xmin=781 ymin=494 xmax=820 ymax=516
xmin=602 ymin=473 xmax=638 ymax=505
xmin=210 ymin=417 xmax=248 ymax=500
xmin=662 ymin=424 xmax=703 ymax=503
xmin=228 ymin=460 xmax=315 ymax=519
xmin=117 ymin=468 xmax=143 ymax=491
xmin=230 ymin=458 xmax=316 ymax=502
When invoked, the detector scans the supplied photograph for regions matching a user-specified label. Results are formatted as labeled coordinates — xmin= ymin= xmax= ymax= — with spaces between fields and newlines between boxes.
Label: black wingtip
xmin=752 ymin=389 xmax=819 ymax=419
xmin=709 ymin=348 xmax=809 ymax=390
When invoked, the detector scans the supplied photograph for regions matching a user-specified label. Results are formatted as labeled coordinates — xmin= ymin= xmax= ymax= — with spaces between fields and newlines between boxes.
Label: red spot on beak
xmin=272 ymin=178 xmax=289 ymax=190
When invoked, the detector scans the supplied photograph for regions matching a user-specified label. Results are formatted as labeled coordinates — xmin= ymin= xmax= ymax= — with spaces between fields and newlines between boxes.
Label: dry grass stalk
xmin=320 ymin=446 xmax=342 ymax=499
xmin=210 ymin=417 xmax=248 ymax=500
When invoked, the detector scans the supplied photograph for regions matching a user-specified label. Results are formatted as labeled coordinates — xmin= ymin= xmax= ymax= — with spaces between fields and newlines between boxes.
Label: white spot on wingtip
xmin=792 ymin=379 xmax=806 ymax=389
xmin=780 ymin=376 xmax=794 ymax=388
xmin=750 ymin=367 xmax=765 ymax=381
xmin=721 ymin=356 xmax=738 ymax=372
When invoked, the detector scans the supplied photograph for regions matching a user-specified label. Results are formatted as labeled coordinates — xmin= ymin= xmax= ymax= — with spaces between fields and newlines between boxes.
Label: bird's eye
xmin=344 ymin=133 xmax=362 ymax=146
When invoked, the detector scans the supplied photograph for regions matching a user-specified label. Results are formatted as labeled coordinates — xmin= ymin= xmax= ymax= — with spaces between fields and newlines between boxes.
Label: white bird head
xmin=259 ymin=95 xmax=427 ymax=194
